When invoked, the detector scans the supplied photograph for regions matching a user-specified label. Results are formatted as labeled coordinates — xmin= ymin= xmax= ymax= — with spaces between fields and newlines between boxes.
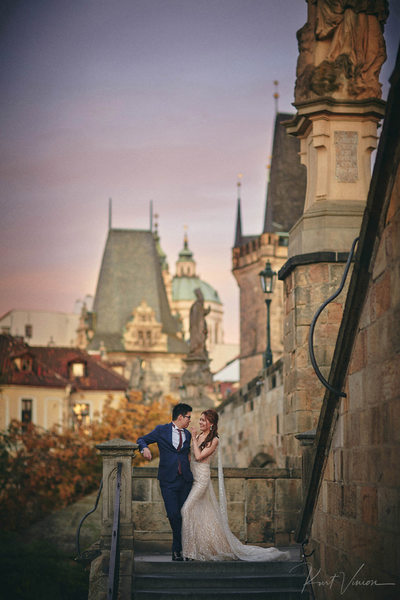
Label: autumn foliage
xmin=90 ymin=390 xmax=175 ymax=464
xmin=0 ymin=391 xmax=175 ymax=531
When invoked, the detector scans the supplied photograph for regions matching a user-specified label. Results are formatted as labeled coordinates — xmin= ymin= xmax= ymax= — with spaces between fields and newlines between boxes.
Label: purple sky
xmin=1 ymin=1 xmax=399 ymax=343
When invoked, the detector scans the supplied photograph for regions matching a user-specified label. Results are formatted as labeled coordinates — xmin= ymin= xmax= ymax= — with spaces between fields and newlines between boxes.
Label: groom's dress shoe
xmin=172 ymin=551 xmax=183 ymax=561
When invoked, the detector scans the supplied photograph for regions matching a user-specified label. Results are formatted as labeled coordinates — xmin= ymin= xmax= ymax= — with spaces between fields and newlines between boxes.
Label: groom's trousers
xmin=160 ymin=475 xmax=192 ymax=553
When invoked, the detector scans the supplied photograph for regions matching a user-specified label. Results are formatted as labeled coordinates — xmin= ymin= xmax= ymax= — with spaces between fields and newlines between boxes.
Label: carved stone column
xmin=88 ymin=438 xmax=137 ymax=600
xmin=285 ymin=99 xmax=385 ymax=257
xmin=279 ymin=0 xmax=387 ymax=471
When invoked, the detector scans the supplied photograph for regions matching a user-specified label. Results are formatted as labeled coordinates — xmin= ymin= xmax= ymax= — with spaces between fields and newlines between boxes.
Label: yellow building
xmin=0 ymin=334 xmax=128 ymax=431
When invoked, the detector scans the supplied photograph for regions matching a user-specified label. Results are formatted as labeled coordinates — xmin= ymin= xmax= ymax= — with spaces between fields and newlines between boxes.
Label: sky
xmin=1 ymin=0 xmax=399 ymax=344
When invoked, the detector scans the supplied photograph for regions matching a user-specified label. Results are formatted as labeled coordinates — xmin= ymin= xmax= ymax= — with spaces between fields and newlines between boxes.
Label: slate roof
xmin=89 ymin=229 xmax=188 ymax=354
xmin=263 ymin=112 xmax=306 ymax=233
xmin=0 ymin=334 xmax=128 ymax=390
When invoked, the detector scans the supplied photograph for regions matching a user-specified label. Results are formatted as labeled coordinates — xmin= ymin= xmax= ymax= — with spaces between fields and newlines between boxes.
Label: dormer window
xmin=14 ymin=355 xmax=33 ymax=372
xmin=68 ymin=361 xmax=86 ymax=378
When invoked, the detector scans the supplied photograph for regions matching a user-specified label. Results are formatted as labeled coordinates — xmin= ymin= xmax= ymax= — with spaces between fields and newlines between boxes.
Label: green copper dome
xmin=172 ymin=276 xmax=222 ymax=304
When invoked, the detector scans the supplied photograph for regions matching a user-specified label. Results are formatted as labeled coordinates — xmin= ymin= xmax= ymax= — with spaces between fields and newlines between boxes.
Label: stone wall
xmin=280 ymin=258 xmax=351 ymax=470
xmin=132 ymin=466 xmax=301 ymax=547
xmin=232 ymin=233 xmax=288 ymax=386
xmin=308 ymin=154 xmax=400 ymax=599
xmin=218 ymin=360 xmax=286 ymax=469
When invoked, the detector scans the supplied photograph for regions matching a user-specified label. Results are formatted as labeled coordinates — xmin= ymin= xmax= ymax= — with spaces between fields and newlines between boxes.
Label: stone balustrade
xmin=132 ymin=465 xmax=302 ymax=547
xmin=88 ymin=439 xmax=301 ymax=599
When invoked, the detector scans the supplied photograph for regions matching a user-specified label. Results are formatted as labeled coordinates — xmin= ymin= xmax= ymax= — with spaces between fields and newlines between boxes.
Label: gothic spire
xmin=234 ymin=174 xmax=243 ymax=247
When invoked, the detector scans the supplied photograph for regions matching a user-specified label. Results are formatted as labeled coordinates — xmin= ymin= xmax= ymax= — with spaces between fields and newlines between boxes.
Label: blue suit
xmin=137 ymin=423 xmax=193 ymax=553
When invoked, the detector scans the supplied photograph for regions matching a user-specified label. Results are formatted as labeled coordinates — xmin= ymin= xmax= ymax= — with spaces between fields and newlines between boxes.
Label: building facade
xmin=0 ymin=334 xmax=128 ymax=431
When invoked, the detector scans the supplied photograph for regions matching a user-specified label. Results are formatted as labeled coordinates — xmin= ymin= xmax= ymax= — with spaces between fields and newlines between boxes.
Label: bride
xmin=181 ymin=409 xmax=289 ymax=561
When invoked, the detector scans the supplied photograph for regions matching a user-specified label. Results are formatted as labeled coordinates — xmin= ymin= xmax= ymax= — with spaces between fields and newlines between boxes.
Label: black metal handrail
xmin=308 ymin=236 xmax=359 ymax=398
xmin=301 ymin=540 xmax=316 ymax=600
xmin=75 ymin=478 xmax=103 ymax=562
xmin=107 ymin=462 xmax=122 ymax=600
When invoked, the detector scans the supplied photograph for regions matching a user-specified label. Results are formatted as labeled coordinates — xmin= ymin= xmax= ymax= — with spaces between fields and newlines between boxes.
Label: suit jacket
xmin=137 ymin=423 xmax=193 ymax=483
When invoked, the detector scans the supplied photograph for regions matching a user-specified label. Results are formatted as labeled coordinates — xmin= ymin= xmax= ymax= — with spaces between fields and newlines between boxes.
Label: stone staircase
xmin=132 ymin=559 xmax=308 ymax=599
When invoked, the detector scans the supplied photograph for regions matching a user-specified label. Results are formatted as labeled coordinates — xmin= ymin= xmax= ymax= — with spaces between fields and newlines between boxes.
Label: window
xmin=69 ymin=362 xmax=86 ymax=378
xmin=278 ymin=235 xmax=289 ymax=247
xmin=25 ymin=324 xmax=33 ymax=338
xmin=21 ymin=399 xmax=33 ymax=428
xmin=14 ymin=355 xmax=33 ymax=372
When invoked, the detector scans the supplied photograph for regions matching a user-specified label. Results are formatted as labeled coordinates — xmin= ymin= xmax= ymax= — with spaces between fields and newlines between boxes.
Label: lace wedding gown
xmin=181 ymin=443 xmax=290 ymax=561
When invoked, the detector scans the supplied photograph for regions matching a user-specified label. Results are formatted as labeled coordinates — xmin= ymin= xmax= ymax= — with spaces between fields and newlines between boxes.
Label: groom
xmin=137 ymin=402 xmax=193 ymax=561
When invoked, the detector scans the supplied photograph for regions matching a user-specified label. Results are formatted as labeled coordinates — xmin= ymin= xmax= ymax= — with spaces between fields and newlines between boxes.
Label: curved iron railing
xmin=108 ymin=462 xmax=122 ymax=600
xmin=75 ymin=478 xmax=103 ymax=561
xmin=308 ymin=236 xmax=359 ymax=398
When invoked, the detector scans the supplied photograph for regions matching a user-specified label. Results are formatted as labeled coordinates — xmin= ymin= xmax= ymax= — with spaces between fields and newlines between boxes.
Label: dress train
xmin=181 ymin=444 xmax=290 ymax=561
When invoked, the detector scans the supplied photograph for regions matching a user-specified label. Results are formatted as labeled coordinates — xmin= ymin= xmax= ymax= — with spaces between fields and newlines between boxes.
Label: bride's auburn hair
xmin=199 ymin=409 xmax=219 ymax=451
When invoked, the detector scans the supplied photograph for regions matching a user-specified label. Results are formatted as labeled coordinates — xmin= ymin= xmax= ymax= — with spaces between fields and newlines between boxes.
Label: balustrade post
xmin=88 ymin=438 xmax=138 ymax=600
xmin=295 ymin=429 xmax=316 ymax=500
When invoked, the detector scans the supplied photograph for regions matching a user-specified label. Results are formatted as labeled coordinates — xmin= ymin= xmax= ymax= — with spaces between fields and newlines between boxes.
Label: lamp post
xmin=259 ymin=260 xmax=276 ymax=369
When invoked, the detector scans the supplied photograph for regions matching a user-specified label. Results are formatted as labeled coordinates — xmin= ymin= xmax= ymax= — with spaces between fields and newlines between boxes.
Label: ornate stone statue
xmin=188 ymin=288 xmax=210 ymax=359
xmin=295 ymin=0 xmax=389 ymax=103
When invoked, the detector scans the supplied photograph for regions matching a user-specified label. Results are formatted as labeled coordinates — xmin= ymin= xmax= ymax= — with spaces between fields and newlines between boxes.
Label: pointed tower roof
xmin=263 ymin=112 xmax=306 ymax=233
xmin=89 ymin=229 xmax=187 ymax=353
xmin=234 ymin=177 xmax=243 ymax=247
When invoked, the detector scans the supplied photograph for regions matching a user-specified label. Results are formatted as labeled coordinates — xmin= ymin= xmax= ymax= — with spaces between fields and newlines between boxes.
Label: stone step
xmin=135 ymin=560 xmax=303 ymax=575
xmin=132 ymin=560 xmax=307 ymax=600
xmin=132 ymin=589 xmax=305 ymax=599
xmin=134 ymin=573 xmax=306 ymax=590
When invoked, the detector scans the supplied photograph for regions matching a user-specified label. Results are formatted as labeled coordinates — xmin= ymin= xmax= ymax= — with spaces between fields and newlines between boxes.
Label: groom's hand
xmin=142 ymin=448 xmax=152 ymax=461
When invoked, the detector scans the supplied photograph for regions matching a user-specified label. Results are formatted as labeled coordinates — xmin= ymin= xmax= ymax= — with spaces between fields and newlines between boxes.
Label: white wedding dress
xmin=181 ymin=442 xmax=290 ymax=561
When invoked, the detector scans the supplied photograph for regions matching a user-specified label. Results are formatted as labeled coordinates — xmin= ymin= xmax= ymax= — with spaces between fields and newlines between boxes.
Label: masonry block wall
xmin=218 ymin=360 xmax=286 ymax=468
xmin=280 ymin=259 xmax=350 ymax=470
xmin=232 ymin=233 xmax=287 ymax=386
xmin=309 ymin=170 xmax=400 ymax=599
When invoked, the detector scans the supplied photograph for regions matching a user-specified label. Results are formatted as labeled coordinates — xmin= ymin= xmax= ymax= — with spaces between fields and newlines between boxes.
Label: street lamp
xmin=259 ymin=260 xmax=276 ymax=369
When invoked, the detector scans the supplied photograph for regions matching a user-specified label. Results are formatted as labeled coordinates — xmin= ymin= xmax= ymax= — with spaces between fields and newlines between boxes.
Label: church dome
xmin=172 ymin=276 xmax=222 ymax=304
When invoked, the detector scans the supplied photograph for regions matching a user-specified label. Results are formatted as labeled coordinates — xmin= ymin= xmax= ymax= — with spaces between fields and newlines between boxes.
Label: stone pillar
xmin=285 ymin=100 xmax=384 ymax=258
xmin=88 ymin=438 xmax=137 ymax=600
xmin=295 ymin=429 xmax=316 ymax=500
xmin=180 ymin=356 xmax=215 ymax=420
xmin=279 ymin=0 xmax=387 ymax=470
xmin=279 ymin=256 xmax=352 ymax=470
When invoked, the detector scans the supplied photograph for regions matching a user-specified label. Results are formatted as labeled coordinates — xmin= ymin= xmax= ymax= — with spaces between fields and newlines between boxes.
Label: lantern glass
xmin=259 ymin=261 xmax=276 ymax=294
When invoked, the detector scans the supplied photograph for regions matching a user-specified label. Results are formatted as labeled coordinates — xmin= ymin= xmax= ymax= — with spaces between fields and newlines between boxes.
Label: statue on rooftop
xmin=188 ymin=288 xmax=210 ymax=359
xmin=295 ymin=0 xmax=389 ymax=103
